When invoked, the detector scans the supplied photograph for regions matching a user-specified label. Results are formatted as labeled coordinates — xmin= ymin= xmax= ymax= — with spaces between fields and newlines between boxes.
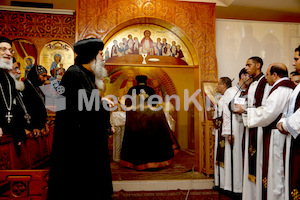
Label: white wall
xmin=216 ymin=19 xmax=300 ymax=85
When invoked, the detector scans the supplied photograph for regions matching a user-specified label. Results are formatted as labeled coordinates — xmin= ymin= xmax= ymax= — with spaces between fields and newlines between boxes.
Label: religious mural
xmin=104 ymin=24 xmax=192 ymax=66
xmin=11 ymin=39 xmax=38 ymax=79
xmin=39 ymin=40 xmax=74 ymax=89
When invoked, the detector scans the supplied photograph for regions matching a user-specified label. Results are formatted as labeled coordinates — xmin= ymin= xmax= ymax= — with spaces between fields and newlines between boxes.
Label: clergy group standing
xmin=213 ymin=49 xmax=300 ymax=200
xmin=212 ymin=77 xmax=232 ymax=190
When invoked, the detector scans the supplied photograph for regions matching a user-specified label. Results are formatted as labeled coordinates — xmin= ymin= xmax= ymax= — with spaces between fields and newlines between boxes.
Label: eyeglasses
xmin=0 ymin=47 xmax=15 ymax=55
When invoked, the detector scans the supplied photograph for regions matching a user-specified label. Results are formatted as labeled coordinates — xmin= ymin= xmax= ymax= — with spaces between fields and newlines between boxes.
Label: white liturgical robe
xmin=246 ymin=78 xmax=293 ymax=200
xmin=213 ymin=95 xmax=225 ymax=189
xmin=278 ymin=83 xmax=300 ymax=200
xmin=242 ymin=74 xmax=270 ymax=200
xmin=280 ymin=84 xmax=300 ymax=138
xmin=222 ymin=85 xmax=244 ymax=193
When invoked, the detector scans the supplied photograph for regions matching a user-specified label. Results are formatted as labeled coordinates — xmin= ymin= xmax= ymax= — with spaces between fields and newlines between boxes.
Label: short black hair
xmin=239 ymin=68 xmax=247 ymax=80
xmin=295 ymin=45 xmax=300 ymax=53
xmin=220 ymin=77 xmax=232 ymax=89
xmin=291 ymin=71 xmax=300 ymax=76
xmin=249 ymin=56 xmax=263 ymax=70
xmin=270 ymin=64 xmax=288 ymax=78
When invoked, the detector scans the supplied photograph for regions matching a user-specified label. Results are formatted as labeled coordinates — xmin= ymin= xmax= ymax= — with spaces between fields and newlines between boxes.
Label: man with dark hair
xmin=220 ymin=77 xmax=232 ymax=90
xmin=295 ymin=45 xmax=300 ymax=55
xmin=277 ymin=45 xmax=300 ymax=200
xmin=269 ymin=64 xmax=289 ymax=78
xmin=237 ymin=62 xmax=294 ymax=199
xmin=238 ymin=67 xmax=248 ymax=79
xmin=235 ymin=56 xmax=270 ymax=200
xmin=244 ymin=62 xmax=294 ymax=200
xmin=213 ymin=76 xmax=231 ymax=190
xmin=222 ymin=68 xmax=252 ymax=198
xmin=47 ymin=38 xmax=114 ymax=200
xmin=248 ymin=56 xmax=263 ymax=70
xmin=290 ymin=71 xmax=300 ymax=86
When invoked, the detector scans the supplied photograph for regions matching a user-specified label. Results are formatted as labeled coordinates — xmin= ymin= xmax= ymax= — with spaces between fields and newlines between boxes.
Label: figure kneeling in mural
xmin=120 ymin=75 xmax=180 ymax=170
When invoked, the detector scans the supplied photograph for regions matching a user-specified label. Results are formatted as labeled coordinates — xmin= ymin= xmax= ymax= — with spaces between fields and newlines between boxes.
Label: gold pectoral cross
xmin=6 ymin=111 xmax=13 ymax=124
xmin=249 ymin=145 xmax=256 ymax=157
xmin=24 ymin=114 xmax=31 ymax=124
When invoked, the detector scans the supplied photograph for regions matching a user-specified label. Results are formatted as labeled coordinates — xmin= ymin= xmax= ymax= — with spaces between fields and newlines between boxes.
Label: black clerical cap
xmin=35 ymin=65 xmax=47 ymax=75
xmin=74 ymin=38 xmax=104 ymax=64
xmin=0 ymin=36 xmax=12 ymax=45
xmin=136 ymin=75 xmax=148 ymax=85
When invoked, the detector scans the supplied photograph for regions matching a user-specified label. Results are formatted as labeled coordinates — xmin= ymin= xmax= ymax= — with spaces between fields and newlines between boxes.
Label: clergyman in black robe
xmin=47 ymin=38 xmax=113 ymax=200
xmin=8 ymin=60 xmax=48 ymax=136
xmin=120 ymin=75 xmax=180 ymax=170
xmin=0 ymin=37 xmax=26 ymax=154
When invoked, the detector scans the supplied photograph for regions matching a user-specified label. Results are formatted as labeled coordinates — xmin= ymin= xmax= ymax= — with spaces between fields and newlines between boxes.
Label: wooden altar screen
xmin=77 ymin=0 xmax=218 ymax=174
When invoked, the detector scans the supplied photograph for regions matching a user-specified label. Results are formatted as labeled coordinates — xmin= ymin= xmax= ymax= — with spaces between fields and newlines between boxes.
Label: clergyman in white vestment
xmin=212 ymin=77 xmax=232 ymax=189
xmin=235 ymin=57 xmax=270 ymax=200
xmin=277 ymin=46 xmax=300 ymax=200
xmin=222 ymin=69 xmax=251 ymax=194
xmin=237 ymin=63 xmax=294 ymax=200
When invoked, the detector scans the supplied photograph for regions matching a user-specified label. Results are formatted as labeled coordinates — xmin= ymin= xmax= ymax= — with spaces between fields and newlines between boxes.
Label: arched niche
xmin=101 ymin=18 xmax=198 ymax=142
xmin=77 ymin=0 xmax=217 ymax=172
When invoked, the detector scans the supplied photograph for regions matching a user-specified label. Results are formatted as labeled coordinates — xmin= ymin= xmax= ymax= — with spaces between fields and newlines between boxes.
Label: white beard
xmin=91 ymin=59 xmax=107 ymax=90
xmin=14 ymin=79 xmax=25 ymax=91
xmin=0 ymin=58 xmax=13 ymax=70
xmin=9 ymin=71 xmax=25 ymax=91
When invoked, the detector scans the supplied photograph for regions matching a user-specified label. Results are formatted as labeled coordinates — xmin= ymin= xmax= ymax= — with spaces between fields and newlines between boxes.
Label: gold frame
xmin=201 ymin=81 xmax=218 ymax=176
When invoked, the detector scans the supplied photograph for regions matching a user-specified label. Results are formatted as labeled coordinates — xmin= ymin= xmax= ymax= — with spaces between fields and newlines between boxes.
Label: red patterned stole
xmin=248 ymin=75 xmax=268 ymax=183
xmin=261 ymin=79 xmax=295 ymax=199
xmin=289 ymin=89 xmax=300 ymax=200
xmin=216 ymin=119 xmax=225 ymax=168
xmin=213 ymin=106 xmax=225 ymax=168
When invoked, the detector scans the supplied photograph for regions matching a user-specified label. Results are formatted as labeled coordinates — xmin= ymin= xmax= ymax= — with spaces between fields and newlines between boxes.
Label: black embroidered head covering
xmin=0 ymin=36 xmax=12 ymax=45
xmin=27 ymin=65 xmax=48 ymax=87
xmin=136 ymin=75 xmax=148 ymax=85
xmin=36 ymin=65 xmax=47 ymax=75
xmin=74 ymin=38 xmax=104 ymax=65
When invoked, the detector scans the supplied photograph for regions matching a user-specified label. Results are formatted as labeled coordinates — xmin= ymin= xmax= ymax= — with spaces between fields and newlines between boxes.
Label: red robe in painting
xmin=140 ymin=38 xmax=155 ymax=55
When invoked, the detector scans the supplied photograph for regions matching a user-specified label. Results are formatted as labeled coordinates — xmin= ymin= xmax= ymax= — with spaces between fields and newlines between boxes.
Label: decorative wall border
xmin=0 ymin=10 xmax=75 ymax=39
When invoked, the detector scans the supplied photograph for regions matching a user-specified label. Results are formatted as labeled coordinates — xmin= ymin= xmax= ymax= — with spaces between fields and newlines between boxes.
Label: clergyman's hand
xmin=33 ymin=129 xmax=41 ymax=137
xmin=111 ymin=126 xmax=116 ymax=135
xmin=102 ymin=98 xmax=115 ymax=108
xmin=233 ymin=104 xmax=246 ymax=115
xmin=277 ymin=122 xmax=289 ymax=135
xmin=228 ymin=135 xmax=235 ymax=145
